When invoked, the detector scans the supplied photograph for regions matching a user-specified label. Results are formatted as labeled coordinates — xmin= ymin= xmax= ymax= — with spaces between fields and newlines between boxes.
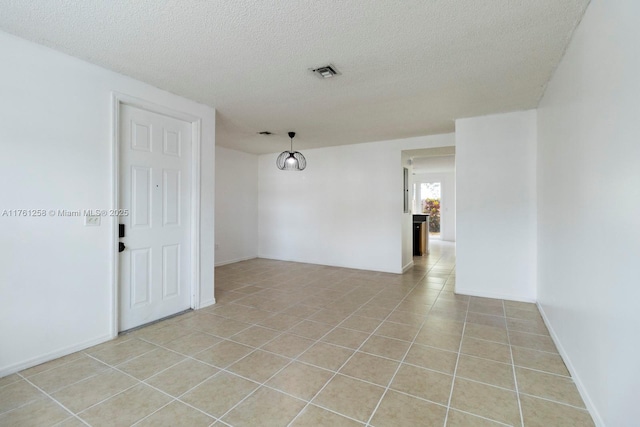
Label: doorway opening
xmin=402 ymin=146 xmax=456 ymax=275
xmin=420 ymin=182 xmax=441 ymax=239
xmin=111 ymin=93 xmax=202 ymax=336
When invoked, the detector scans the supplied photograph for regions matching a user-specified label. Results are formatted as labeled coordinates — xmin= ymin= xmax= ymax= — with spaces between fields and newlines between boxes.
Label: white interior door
xmin=119 ymin=104 xmax=192 ymax=331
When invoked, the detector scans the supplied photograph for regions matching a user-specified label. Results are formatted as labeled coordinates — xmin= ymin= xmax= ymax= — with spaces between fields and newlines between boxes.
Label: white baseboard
xmin=0 ymin=333 xmax=114 ymax=378
xmin=402 ymin=261 xmax=415 ymax=273
xmin=257 ymin=256 xmax=402 ymax=275
xmin=454 ymin=287 xmax=536 ymax=303
xmin=536 ymin=304 xmax=605 ymax=427
xmin=214 ymin=255 xmax=257 ymax=267
xmin=199 ymin=298 xmax=216 ymax=309
xmin=1 ymin=297 xmax=220 ymax=378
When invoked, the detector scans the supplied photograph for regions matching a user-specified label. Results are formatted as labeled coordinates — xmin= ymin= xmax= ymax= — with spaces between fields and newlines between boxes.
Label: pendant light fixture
xmin=276 ymin=132 xmax=306 ymax=171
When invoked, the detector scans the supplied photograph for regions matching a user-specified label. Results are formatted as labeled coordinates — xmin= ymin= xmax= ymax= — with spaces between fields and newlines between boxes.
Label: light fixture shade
xmin=276 ymin=151 xmax=306 ymax=171
xmin=276 ymin=131 xmax=306 ymax=171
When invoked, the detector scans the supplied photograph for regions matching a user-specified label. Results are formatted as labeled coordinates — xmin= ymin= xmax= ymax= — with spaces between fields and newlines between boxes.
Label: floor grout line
xmin=81 ymin=352 xmax=221 ymax=424
xmin=447 ymin=408 xmax=513 ymax=426
xmin=284 ymin=282 xmax=418 ymax=425
xmin=504 ymin=299 xmax=526 ymax=427
xmin=18 ymin=372 xmax=95 ymax=426
xmin=210 ymin=268 xmax=423 ymax=425
xmin=4 ymin=244 xmax=591 ymax=426
xmin=516 ymin=392 xmax=592 ymax=411
xmin=289 ymin=256 xmax=444 ymax=426
xmin=363 ymin=257 xmax=452 ymax=426
xmin=442 ymin=270 xmax=468 ymax=427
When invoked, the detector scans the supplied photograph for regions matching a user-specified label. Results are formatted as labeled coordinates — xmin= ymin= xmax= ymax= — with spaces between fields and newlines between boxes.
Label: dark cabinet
xmin=412 ymin=214 xmax=429 ymax=256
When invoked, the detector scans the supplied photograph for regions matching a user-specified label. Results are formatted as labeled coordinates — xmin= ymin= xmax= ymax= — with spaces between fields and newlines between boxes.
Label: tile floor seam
xmin=38 ymin=366 xmax=113 ymax=396
xmin=206 ymin=369 xmax=371 ymax=425
xmin=0 ymin=375 xmax=21 ymax=388
xmin=287 ymin=268 xmax=431 ymax=426
xmin=51 ymin=416 xmax=91 ymax=427
xmin=0 ymin=395 xmax=48 ymax=417
xmin=0 ymin=402 xmax=27 ymax=417
xmin=363 ymin=270 xmax=453 ymax=426
xmin=134 ymin=342 xmax=227 ymax=383
xmin=294 ymin=356 xmax=348 ymax=373
xmin=407 ymin=341 xmax=459 ymax=354
xmin=95 ymin=337 xmax=190 ymax=368
xmin=508 ymin=344 xmax=559 ymax=355
xmin=466 ymin=311 xmax=505 ymax=317
xmin=148 ymin=321 xmax=305 ymax=401
xmin=168 ymin=398 xmax=223 ymax=423
xmin=87 ymin=343 xmax=159 ymax=368
xmin=7 ymin=245 xmax=590 ymax=427
xmin=456 ymin=353 xmax=513 ymax=366
xmin=15 ymin=355 xmax=85 ymax=380
xmin=111 ymin=343 xmax=192 ymax=379
xmin=79 ymin=353 xmax=185 ymax=417
xmin=216 ymin=278 xmax=401 ymax=426
xmin=516 ymin=391 xmax=590 ymax=411
xmin=17 ymin=371 xmax=93 ymax=426
xmin=373 ymin=385 xmax=449 ymax=409
xmin=171 ymin=368 xmax=263 ymax=412
xmin=128 ymin=398 xmax=212 ymax=427
xmin=449 ymin=375 xmax=518 ymax=393
xmin=300 ymin=402 xmax=367 ymax=425
xmin=213 ymin=359 xmax=306 ymax=422
xmin=390 ymin=359 xmax=455 ymax=377
xmin=456 ymin=348 xmax=571 ymax=378
xmin=22 ymin=358 xmax=113 ymax=396
xmin=510 ymin=364 xmax=571 ymax=378
xmin=322 ymin=344 xmax=435 ymax=367
xmin=506 ymin=328 xmax=554 ymax=338
xmin=73 ymin=380 xmax=144 ymax=418
xmin=176 ymin=293 xmax=330 ymax=374
xmin=221 ymin=344 xmax=310 ymax=386
xmin=81 ymin=352 xmax=229 ymax=425
xmin=442 ymin=280 xmax=469 ymax=427
xmin=174 ymin=368 xmax=251 ymax=400
xmin=504 ymin=300 xmax=525 ymax=427
xmin=459 ymin=333 xmax=532 ymax=348
xmin=223 ymin=370 xmax=312 ymax=404
xmin=506 ymin=329 xmax=551 ymax=338
xmin=448 ymin=408 xmax=513 ymax=427
xmin=255 ymin=341 xmax=317 ymax=361
xmin=231 ymin=290 xmax=385 ymax=371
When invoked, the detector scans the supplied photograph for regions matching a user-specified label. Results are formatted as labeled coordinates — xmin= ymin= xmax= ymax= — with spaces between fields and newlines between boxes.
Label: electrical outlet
xmin=84 ymin=215 xmax=101 ymax=226
xmin=215 ymin=243 xmax=219 ymax=250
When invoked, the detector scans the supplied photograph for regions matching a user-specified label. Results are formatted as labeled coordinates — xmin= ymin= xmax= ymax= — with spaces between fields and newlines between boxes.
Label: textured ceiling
xmin=0 ymin=0 xmax=589 ymax=154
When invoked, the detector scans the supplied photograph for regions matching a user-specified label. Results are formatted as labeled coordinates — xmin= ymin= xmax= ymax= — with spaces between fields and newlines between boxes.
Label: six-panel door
xmin=119 ymin=104 xmax=191 ymax=331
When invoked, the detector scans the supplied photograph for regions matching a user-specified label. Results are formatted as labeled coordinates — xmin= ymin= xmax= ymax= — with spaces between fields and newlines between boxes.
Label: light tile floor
xmin=0 ymin=242 xmax=595 ymax=426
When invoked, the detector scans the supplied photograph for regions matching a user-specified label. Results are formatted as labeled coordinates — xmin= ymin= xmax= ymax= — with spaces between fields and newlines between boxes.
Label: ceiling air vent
xmin=258 ymin=131 xmax=273 ymax=135
xmin=311 ymin=64 xmax=340 ymax=79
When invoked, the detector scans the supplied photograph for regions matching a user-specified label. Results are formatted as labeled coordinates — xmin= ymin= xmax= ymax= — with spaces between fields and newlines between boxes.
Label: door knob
xmin=119 ymin=242 xmax=126 ymax=253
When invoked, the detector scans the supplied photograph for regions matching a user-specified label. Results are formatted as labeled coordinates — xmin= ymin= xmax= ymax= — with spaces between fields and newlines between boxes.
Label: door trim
xmin=110 ymin=92 xmax=202 ymax=336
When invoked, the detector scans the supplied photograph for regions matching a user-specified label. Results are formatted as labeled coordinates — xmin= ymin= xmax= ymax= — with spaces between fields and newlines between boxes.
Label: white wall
xmin=456 ymin=110 xmax=537 ymax=301
xmin=412 ymin=155 xmax=455 ymax=173
xmin=258 ymin=133 xmax=454 ymax=274
xmin=413 ymin=170 xmax=456 ymax=242
xmin=0 ymin=31 xmax=216 ymax=375
xmin=215 ymin=146 xmax=258 ymax=266
xmin=537 ymin=1 xmax=640 ymax=425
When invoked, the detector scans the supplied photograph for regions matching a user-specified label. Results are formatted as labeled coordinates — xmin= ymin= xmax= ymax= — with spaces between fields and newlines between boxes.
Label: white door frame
xmin=110 ymin=92 xmax=202 ymax=336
